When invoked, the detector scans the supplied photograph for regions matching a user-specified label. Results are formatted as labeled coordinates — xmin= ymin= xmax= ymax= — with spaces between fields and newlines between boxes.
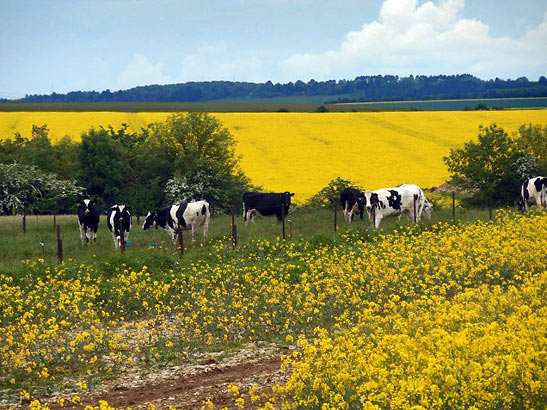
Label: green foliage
xmin=150 ymin=112 xmax=250 ymax=210
xmin=0 ymin=162 xmax=83 ymax=215
xmin=444 ymin=123 xmax=546 ymax=207
xmin=77 ymin=128 xmax=124 ymax=209
xmin=304 ymin=177 xmax=359 ymax=208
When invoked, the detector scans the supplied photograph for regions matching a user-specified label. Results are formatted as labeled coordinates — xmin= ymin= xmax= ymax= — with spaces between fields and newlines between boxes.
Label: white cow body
xmin=521 ymin=176 xmax=547 ymax=211
xmin=143 ymin=200 xmax=210 ymax=244
xmin=364 ymin=184 xmax=432 ymax=228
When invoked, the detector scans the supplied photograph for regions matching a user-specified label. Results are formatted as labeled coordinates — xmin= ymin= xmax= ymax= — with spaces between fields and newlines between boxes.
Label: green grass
xmin=0 ymin=204 xmax=508 ymax=272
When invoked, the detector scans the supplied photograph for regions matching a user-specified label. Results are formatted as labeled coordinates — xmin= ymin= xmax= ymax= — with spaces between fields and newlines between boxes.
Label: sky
xmin=0 ymin=0 xmax=546 ymax=99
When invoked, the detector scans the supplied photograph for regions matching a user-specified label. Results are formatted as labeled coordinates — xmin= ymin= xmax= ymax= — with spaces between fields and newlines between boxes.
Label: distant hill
xmin=3 ymin=74 xmax=547 ymax=104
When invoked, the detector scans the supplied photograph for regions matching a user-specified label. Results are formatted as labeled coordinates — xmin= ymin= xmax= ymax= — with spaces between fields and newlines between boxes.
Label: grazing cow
xmin=77 ymin=199 xmax=100 ymax=245
xmin=142 ymin=201 xmax=210 ymax=244
xmin=340 ymin=188 xmax=366 ymax=223
xmin=364 ymin=184 xmax=432 ymax=228
xmin=107 ymin=205 xmax=132 ymax=248
xmin=521 ymin=176 xmax=547 ymax=211
xmin=242 ymin=192 xmax=295 ymax=223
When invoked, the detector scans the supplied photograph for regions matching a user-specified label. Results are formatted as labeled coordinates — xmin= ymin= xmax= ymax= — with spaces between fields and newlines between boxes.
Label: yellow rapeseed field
xmin=2 ymin=211 xmax=546 ymax=408
xmin=0 ymin=110 xmax=545 ymax=202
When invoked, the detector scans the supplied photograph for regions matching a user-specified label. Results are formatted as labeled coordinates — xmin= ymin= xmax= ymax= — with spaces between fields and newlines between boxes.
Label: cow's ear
xmin=77 ymin=202 xmax=82 ymax=207
xmin=290 ymin=193 xmax=295 ymax=197
xmin=91 ymin=200 xmax=97 ymax=205
xmin=126 ymin=206 xmax=131 ymax=211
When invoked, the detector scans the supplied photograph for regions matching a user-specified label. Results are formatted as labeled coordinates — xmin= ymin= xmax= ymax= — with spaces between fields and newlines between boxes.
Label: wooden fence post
xmin=56 ymin=225 xmax=63 ymax=264
xmin=53 ymin=214 xmax=56 ymax=230
xmin=488 ymin=194 xmax=493 ymax=220
xmin=282 ymin=203 xmax=286 ymax=240
xmin=334 ymin=202 xmax=338 ymax=232
xmin=23 ymin=208 xmax=26 ymax=234
xmin=231 ymin=204 xmax=237 ymax=249
xmin=119 ymin=218 xmax=125 ymax=253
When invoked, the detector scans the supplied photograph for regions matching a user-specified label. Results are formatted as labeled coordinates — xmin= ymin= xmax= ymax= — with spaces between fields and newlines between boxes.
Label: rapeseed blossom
xmin=1 ymin=111 xmax=545 ymax=202
xmin=0 ymin=210 xmax=545 ymax=408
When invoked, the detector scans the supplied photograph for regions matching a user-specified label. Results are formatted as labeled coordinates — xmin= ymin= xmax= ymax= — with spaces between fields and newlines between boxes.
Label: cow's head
xmin=79 ymin=199 xmax=97 ymax=215
xmin=283 ymin=192 xmax=295 ymax=206
xmin=142 ymin=211 xmax=156 ymax=230
xmin=357 ymin=191 xmax=367 ymax=219
xmin=423 ymin=200 xmax=434 ymax=219
xmin=363 ymin=191 xmax=378 ymax=212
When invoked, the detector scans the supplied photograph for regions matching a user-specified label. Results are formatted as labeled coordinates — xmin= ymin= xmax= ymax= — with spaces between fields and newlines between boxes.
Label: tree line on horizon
xmin=4 ymin=74 xmax=547 ymax=104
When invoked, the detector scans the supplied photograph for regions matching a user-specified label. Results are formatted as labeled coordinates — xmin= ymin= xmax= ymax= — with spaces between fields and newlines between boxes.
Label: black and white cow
xmin=364 ymin=184 xmax=433 ymax=228
xmin=107 ymin=205 xmax=132 ymax=248
xmin=340 ymin=188 xmax=366 ymax=223
xmin=242 ymin=192 xmax=295 ymax=223
xmin=521 ymin=176 xmax=547 ymax=211
xmin=142 ymin=201 xmax=210 ymax=244
xmin=77 ymin=199 xmax=100 ymax=245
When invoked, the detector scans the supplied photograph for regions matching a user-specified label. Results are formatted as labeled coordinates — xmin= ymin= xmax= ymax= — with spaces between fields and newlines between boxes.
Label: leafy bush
xmin=304 ymin=177 xmax=361 ymax=208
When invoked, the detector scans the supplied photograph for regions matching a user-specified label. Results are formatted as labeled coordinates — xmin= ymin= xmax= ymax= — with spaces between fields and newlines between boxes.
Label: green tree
xmin=150 ymin=112 xmax=249 ymax=210
xmin=444 ymin=123 xmax=547 ymax=207
xmin=20 ymin=125 xmax=56 ymax=173
xmin=150 ymin=112 xmax=238 ymax=173
xmin=514 ymin=124 xmax=547 ymax=165
xmin=77 ymin=127 xmax=124 ymax=209
xmin=444 ymin=124 xmax=517 ymax=206
xmin=53 ymin=135 xmax=79 ymax=180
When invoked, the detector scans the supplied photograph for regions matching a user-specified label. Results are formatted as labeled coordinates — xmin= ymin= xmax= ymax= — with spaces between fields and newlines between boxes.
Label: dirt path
xmin=92 ymin=356 xmax=282 ymax=409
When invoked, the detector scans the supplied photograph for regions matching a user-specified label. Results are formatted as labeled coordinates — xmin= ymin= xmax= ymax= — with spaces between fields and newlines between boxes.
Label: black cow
xmin=340 ymin=188 xmax=366 ymax=223
xmin=142 ymin=201 xmax=210 ymax=244
xmin=107 ymin=205 xmax=132 ymax=248
xmin=243 ymin=192 xmax=295 ymax=223
xmin=77 ymin=199 xmax=100 ymax=245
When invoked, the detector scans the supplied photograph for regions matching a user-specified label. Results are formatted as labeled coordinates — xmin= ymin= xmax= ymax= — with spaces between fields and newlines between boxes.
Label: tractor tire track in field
xmin=87 ymin=356 xmax=283 ymax=409
xmin=365 ymin=114 xmax=455 ymax=148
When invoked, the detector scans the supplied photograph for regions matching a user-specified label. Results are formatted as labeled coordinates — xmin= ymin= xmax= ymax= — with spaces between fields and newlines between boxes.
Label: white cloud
xmin=117 ymin=54 xmax=170 ymax=89
xmin=280 ymin=0 xmax=547 ymax=80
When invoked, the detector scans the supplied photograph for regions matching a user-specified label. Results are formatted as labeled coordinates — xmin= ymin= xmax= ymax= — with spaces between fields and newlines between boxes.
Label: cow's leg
xmin=85 ymin=229 xmax=93 ymax=246
xmin=112 ymin=234 xmax=119 ymax=248
xmin=343 ymin=202 xmax=349 ymax=223
xmin=373 ymin=213 xmax=382 ymax=229
xmin=203 ymin=221 xmax=209 ymax=243
xmin=191 ymin=225 xmax=198 ymax=244
xmin=93 ymin=228 xmax=98 ymax=244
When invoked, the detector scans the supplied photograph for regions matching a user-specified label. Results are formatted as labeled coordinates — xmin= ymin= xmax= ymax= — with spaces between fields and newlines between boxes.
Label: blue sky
xmin=0 ymin=0 xmax=546 ymax=99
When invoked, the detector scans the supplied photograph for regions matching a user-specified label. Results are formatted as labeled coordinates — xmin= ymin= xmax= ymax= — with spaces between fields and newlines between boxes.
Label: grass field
xmin=1 ymin=110 xmax=546 ymax=202
xmin=342 ymin=96 xmax=547 ymax=110
xmin=0 ymin=201 xmax=490 ymax=269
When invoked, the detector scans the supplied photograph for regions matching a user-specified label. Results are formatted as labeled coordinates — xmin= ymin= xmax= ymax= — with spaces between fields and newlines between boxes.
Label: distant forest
xmin=4 ymin=74 xmax=547 ymax=104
